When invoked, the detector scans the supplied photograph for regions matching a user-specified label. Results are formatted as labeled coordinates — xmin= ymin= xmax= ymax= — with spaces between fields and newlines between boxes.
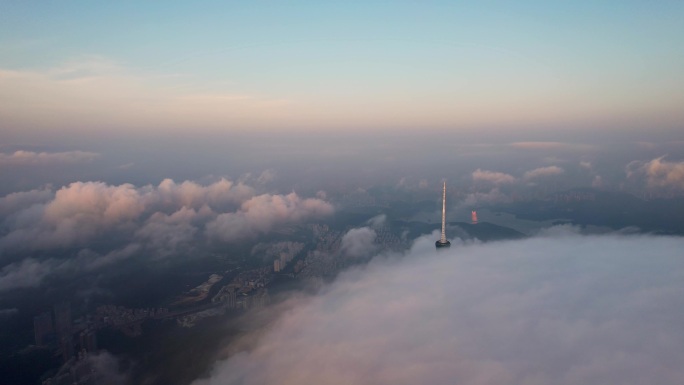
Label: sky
xmin=1 ymin=1 xmax=683 ymax=139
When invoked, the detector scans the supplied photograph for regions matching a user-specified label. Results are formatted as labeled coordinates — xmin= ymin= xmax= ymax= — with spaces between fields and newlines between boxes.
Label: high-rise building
xmin=33 ymin=311 xmax=54 ymax=346
xmin=274 ymin=259 xmax=281 ymax=272
xmin=54 ymin=302 xmax=72 ymax=336
xmin=436 ymin=181 xmax=451 ymax=248
xmin=471 ymin=210 xmax=478 ymax=224
xmin=59 ymin=335 xmax=74 ymax=363
xmin=79 ymin=329 xmax=97 ymax=353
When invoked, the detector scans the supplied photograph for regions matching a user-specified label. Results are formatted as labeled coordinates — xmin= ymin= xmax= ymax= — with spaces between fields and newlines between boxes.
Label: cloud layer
xmin=0 ymin=178 xmax=333 ymax=291
xmin=195 ymin=232 xmax=684 ymax=385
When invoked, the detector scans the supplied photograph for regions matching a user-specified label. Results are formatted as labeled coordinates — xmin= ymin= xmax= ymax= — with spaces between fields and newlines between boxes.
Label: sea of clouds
xmin=193 ymin=230 xmax=684 ymax=385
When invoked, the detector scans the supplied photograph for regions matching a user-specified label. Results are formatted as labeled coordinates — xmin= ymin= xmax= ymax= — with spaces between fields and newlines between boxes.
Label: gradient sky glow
xmin=1 ymin=1 xmax=684 ymax=137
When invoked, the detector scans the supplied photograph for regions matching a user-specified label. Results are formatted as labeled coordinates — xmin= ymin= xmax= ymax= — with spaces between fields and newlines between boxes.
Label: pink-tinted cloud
xmin=0 ymin=150 xmax=98 ymax=166
xmin=509 ymin=142 xmax=595 ymax=151
xmin=472 ymin=169 xmax=516 ymax=185
xmin=206 ymin=193 xmax=334 ymax=242
xmin=627 ymin=156 xmax=684 ymax=190
xmin=150 ymin=178 xmax=254 ymax=210
xmin=524 ymin=166 xmax=565 ymax=180
xmin=0 ymin=178 xmax=333 ymax=289
xmin=0 ymin=178 xmax=270 ymax=251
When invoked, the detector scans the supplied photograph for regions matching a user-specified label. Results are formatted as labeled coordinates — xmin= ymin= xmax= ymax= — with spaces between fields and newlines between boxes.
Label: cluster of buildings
xmin=95 ymin=305 xmax=169 ymax=327
xmin=295 ymin=251 xmax=340 ymax=278
xmin=211 ymin=284 xmax=271 ymax=311
xmin=272 ymin=242 xmax=304 ymax=272
xmin=548 ymin=191 xmax=597 ymax=203
xmin=33 ymin=302 xmax=97 ymax=364
xmin=373 ymin=226 xmax=407 ymax=251
xmin=33 ymin=303 xmax=101 ymax=385
xmin=212 ymin=266 xmax=272 ymax=309
xmin=294 ymin=227 xmax=344 ymax=278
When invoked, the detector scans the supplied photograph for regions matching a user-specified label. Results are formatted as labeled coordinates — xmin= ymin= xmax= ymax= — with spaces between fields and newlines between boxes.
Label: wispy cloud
xmin=0 ymin=150 xmax=99 ymax=166
xmin=509 ymin=142 xmax=596 ymax=152
xmin=472 ymin=169 xmax=516 ymax=185
xmin=0 ymin=58 xmax=293 ymax=132
xmin=524 ymin=165 xmax=565 ymax=180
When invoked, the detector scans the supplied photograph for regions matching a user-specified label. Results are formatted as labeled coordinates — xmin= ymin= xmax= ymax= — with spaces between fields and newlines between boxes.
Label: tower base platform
xmin=435 ymin=240 xmax=451 ymax=248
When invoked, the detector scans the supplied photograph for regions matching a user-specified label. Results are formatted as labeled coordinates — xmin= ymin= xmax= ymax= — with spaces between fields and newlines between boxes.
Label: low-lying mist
xmin=193 ymin=230 xmax=684 ymax=385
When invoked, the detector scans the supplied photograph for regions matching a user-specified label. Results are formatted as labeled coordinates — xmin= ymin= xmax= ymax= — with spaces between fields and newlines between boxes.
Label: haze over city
xmin=1 ymin=2 xmax=684 ymax=384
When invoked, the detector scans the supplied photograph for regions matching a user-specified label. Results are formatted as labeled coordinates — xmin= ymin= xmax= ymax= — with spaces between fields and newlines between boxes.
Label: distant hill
xmin=396 ymin=220 xmax=526 ymax=242
xmin=495 ymin=188 xmax=684 ymax=235
xmin=449 ymin=221 xmax=527 ymax=242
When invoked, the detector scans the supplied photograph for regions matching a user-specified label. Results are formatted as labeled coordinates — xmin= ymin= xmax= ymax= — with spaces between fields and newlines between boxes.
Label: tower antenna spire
xmin=436 ymin=180 xmax=451 ymax=248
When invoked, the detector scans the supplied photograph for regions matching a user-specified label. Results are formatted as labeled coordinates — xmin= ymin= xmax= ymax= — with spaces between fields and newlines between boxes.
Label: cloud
xmin=472 ymin=169 xmax=516 ymax=185
xmin=134 ymin=206 xmax=210 ymax=258
xmin=195 ymin=232 xmax=684 ymax=385
xmin=0 ymin=178 xmax=333 ymax=290
xmin=366 ymin=214 xmax=387 ymax=229
xmin=0 ymin=178 xmax=256 ymax=251
xmin=0 ymin=59 xmax=294 ymax=132
xmin=0 ymin=150 xmax=99 ymax=166
xmin=340 ymin=227 xmax=377 ymax=258
xmin=524 ymin=166 xmax=565 ymax=180
xmin=0 ymin=258 xmax=53 ymax=291
xmin=509 ymin=142 xmax=595 ymax=151
xmin=256 ymin=169 xmax=276 ymax=184
xmin=0 ymin=244 xmax=141 ymax=291
xmin=86 ymin=351 xmax=130 ymax=385
xmin=206 ymin=193 xmax=334 ymax=243
xmin=40 ymin=182 xmax=146 ymax=247
xmin=627 ymin=156 xmax=684 ymax=191
xmin=0 ymin=188 xmax=52 ymax=217
xmin=151 ymin=178 xmax=254 ymax=210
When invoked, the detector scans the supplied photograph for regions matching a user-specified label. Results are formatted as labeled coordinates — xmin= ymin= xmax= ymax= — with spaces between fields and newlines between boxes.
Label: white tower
xmin=436 ymin=181 xmax=451 ymax=248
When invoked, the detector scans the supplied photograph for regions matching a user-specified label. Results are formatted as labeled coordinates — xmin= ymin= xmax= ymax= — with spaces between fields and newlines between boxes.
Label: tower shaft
xmin=440 ymin=181 xmax=447 ymax=243
xmin=436 ymin=181 xmax=451 ymax=248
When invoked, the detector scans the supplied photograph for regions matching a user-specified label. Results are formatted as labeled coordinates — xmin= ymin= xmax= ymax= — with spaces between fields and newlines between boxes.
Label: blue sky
xmin=1 ymin=1 xmax=683 ymax=136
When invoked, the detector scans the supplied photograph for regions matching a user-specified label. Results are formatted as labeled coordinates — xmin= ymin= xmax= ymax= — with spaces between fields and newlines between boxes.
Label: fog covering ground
xmin=193 ymin=229 xmax=684 ymax=385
